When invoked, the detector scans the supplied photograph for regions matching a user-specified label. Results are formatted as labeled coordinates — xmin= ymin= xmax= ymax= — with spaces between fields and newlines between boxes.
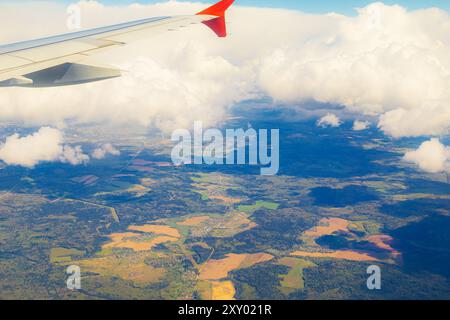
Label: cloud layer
xmin=257 ymin=4 xmax=450 ymax=138
xmin=0 ymin=1 xmax=449 ymax=138
xmin=317 ymin=113 xmax=342 ymax=128
xmin=92 ymin=143 xmax=120 ymax=159
xmin=0 ymin=127 xmax=89 ymax=167
xmin=353 ymin=120 xmax=371 ymax=131
xmin=403 ymin=138 xmax=450 ymax=173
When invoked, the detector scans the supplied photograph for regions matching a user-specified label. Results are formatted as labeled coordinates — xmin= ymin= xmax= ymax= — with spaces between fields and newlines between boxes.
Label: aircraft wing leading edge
xmin=0 ymin=0 xmax=234 ymax=87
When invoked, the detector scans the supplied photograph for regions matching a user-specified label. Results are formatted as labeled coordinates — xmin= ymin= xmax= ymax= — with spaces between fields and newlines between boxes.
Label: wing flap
xmin=0 ymin=54 xmax=87 ymax=82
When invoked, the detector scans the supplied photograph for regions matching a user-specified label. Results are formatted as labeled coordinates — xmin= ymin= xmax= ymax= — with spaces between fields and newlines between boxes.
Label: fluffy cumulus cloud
xmin=92 ymin=143 xmax=120 ymax=159
xmin=62 ymin=145 xmax=90 ymax=165
xmin=0 ymin=1 xmax=450 ymax=138
xmin=0 ymin=127 xmax=89 ymax=167
xmin=317 ymin=113 xmax=342 ymax=128
xmin=353 ymin=120 xmax=371 ymax=131
xmin=257 ymin=4 xmax=450 ymax=138
xmin=403 ymin=138 xmax=450 ymax=173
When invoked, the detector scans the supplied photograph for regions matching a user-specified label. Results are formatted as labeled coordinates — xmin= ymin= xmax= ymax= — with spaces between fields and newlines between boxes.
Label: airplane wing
xmin=0 ymin=0 xmax=234 ymax=87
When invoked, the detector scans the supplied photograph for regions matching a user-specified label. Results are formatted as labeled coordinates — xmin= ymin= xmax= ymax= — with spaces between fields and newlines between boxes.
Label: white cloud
xmin=256 ymin=3 xmax=450 ymax=137
xmin=61 ymin=145 xmax=90 ymax=165
xmin=0 ymin=127 xmax=88 ymax=168
xmin=92 ymin=143 xmax=120 ymax=159
xmin=0 ymin=127 xmax=63 ymax=168
xmin=378 ymin=105 xmax=450 ymax=138
xmin=353 ymin=120 xmax=371 ymax=131
xmin=0 ymin=1 xmax=449 ymax=138
xmin=403 ymin=138 xmax=450 ymax=173
xmin=317 ymin=113 xmax=342 ymax=128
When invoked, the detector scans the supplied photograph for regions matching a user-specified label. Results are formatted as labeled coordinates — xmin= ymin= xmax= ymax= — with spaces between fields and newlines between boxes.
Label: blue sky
xmin=90 ymin=0 xmax=449 ymax=14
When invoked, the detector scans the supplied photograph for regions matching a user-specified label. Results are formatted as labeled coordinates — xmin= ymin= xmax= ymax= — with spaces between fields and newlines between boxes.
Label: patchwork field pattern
xmin=1 ymin=113 xmax=450 ymax=300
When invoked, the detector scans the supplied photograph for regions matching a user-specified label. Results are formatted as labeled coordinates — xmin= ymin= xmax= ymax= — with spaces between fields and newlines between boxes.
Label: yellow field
xmin=211 ymin=281 xmax=236 ymax=300
xmin=102 ymin=231 xmax=178 ymax=252
xmin=126 ymin=184 xmax=150 ymax=195
xmin=367 ymin=235 xmax=401 ymax=261
xmin=148 ymin=236 xmax=178 ymax=247
xmin=196 ymin=280 xmax=236 ymax=300
xmin=278 ymin=257 xmax=316 ymax=294
xmin=71 ymin=223 xmax=183 ymax=287
xmin=291 ymin=250 xmax=378 ymax=262
xmin=304 ymin=218 xmax=350 ymax=238
xmin=196 ymin=281 xmax=213 ymax=300
xmin=140 ymin=178 xmax=157 ymax=186
xmin=199 ymin=253 xmax=273 ymax=280
xmin=179 ymin=212 xmax=257 ymax=238
xmin=209 ymin=195 xmax=243 ymax=204
xmin=392 ymin=193 xmax=450 ymax=201
xmin=50 ymin=247 xmax=85 ymax=263
xmin=296 ymin=217 xmax=400 ymax=264
xmin=102 ymin=232 xmax=139 ymax=249
xmin=128 ymin=225 xmax=181 ymax=238
xmin=76 ymin=253 xmax=165 ymax=285
xmin=177 ymin=216 xmax=210 ymax=226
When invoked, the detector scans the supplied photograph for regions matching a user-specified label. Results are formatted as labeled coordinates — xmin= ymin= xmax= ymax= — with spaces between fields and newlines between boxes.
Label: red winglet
xmin=196 ymin=0 xmax=235 ymax=38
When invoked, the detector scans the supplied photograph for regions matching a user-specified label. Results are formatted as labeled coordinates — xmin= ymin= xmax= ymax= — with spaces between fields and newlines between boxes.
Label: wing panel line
xmin=0 ymin=16 xmax=171 ymax=55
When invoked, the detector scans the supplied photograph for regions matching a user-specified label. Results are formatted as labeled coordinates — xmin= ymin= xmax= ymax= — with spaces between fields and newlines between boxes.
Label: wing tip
xmin=196 ymin=0 xmax=235 ymax=17
xmin=196 ymin=0 xmax=235 ymax=37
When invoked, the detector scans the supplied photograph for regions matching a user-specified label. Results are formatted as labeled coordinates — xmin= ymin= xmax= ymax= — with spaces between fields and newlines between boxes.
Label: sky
xmin=67 ymin=0 xmax=450 ymax=14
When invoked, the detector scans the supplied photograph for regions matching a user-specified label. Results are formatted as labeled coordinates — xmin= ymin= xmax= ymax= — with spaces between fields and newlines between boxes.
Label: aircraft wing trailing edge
xmin=0 ymin=0 xmax=234 ymax=87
